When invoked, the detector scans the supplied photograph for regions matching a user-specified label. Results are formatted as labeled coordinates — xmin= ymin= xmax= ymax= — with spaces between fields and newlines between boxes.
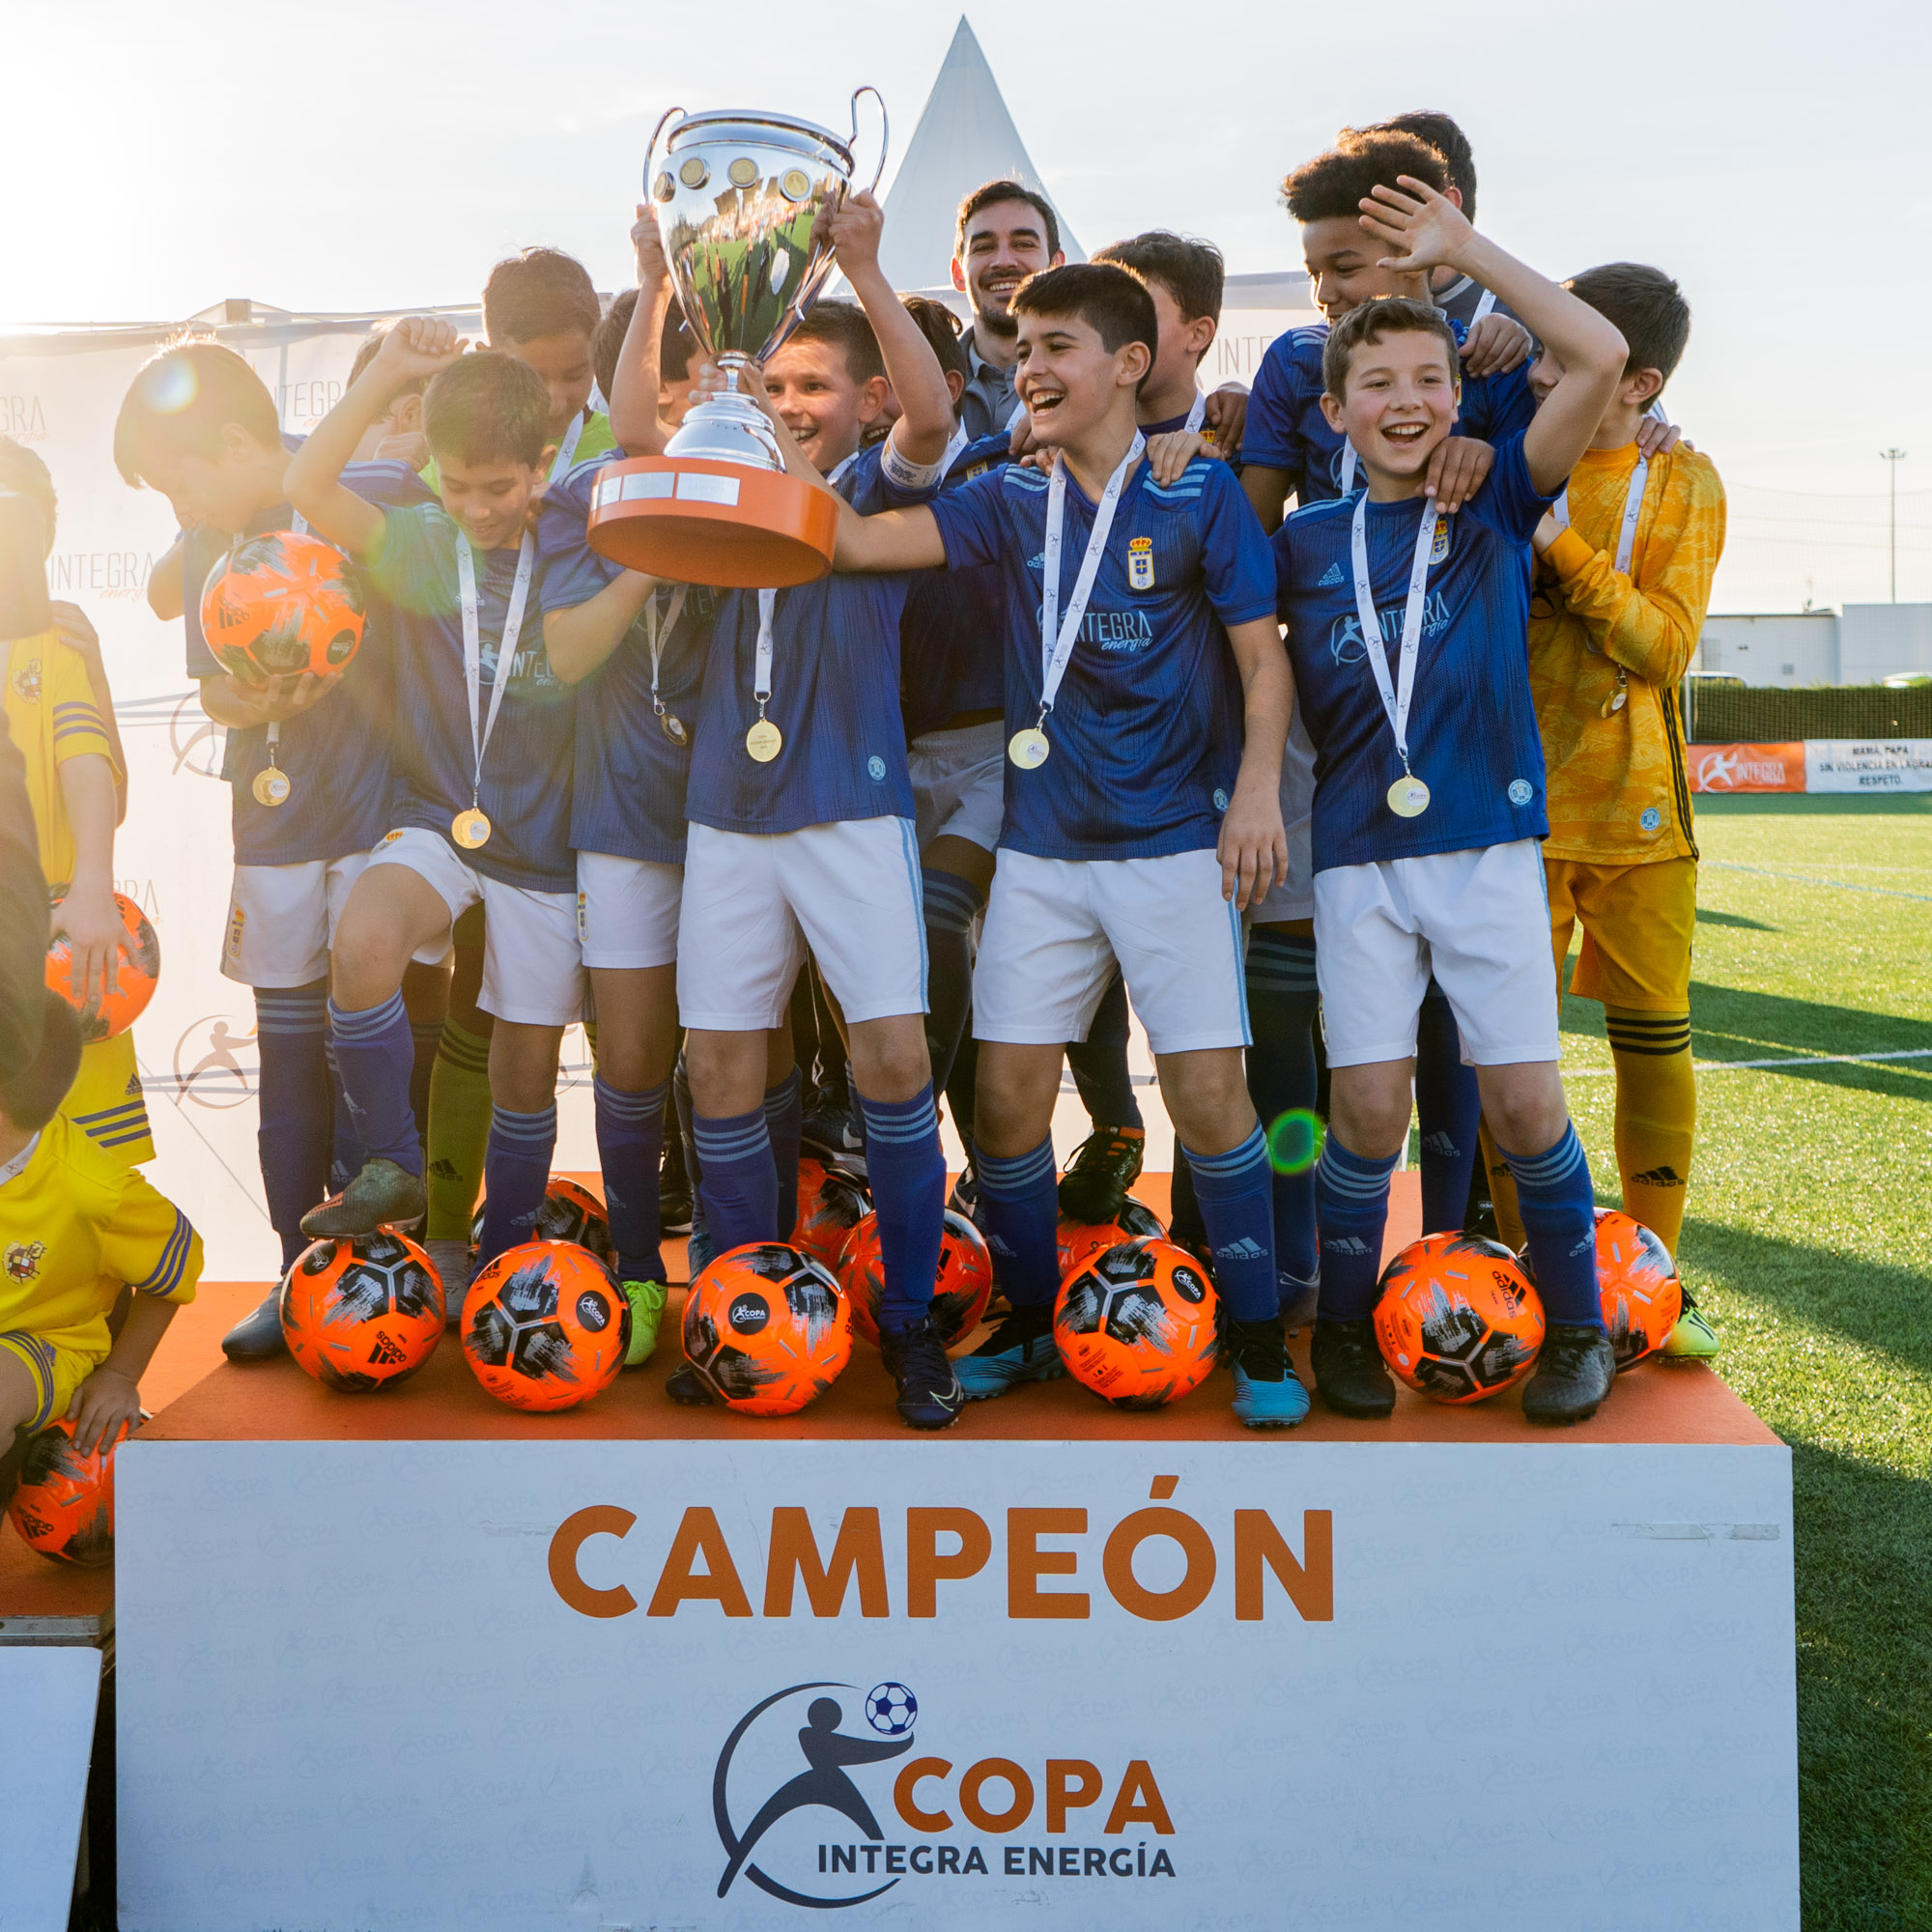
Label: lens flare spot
xmin=142 ymin=358 xmax=199 ymax=415
xmin=1266 ymin=1109 xmax=1321 ymax=1176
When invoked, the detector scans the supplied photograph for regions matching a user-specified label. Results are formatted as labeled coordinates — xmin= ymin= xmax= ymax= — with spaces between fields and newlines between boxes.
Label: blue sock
xmin=1416 ymin=984 xmax=1482 ymax=1235
xmin=762 ymin=1069 xmax=804 ymax=1242
xmin=857 ymin=1084 xmax=946 ymax=1333
xmin=1183 ymin=1127 xmax=1279 ymax=1324
xmin=254 ymin=982 xmax=331 ymax=1269
xmin=1244 ymin=928 xmax=1321 ymax=1290
xmin=1066 ymin=973 xmax=1143 ymax=1128
xmin=324 ymin=1040 xmax=365 ymax=1194
xmin=594 ymin=1075 xmax=668 ymax=1284
xmin=327 ymin=992 xmax=420 ymax=1177
xmin=1502 ymin=1122 xmax=1602 ymax=1327
xmin=694 ymin=1108 xmax=778 ymax=1253
xmin=1314 ymin=1134 xmax=1401 ymax=1321
xmin=975 ymin=1136 xmax=1061 ymax=1309
xmin=921 ymin=867 xmax=982 ymax=1100
xmin=478 ymin=1103 xmax=556 ymax=1267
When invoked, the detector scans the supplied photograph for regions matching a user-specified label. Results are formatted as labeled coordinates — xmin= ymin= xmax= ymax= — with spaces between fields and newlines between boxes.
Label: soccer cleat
xmin=947 ymin=1164 xmax=980 ymax=1222
xmin=622 ymin=1280 xmax=668 ymax=1368
xmin=802 ymin=1106 xmax=867 ymax=1179
xmin=220 ymin=1289 xmax=287 ymax=1362
xmin=299 ymin=1158 xmax=426 ymax=1240
xmin=953 ymin=1306 xmax=1066 ymax=1401
xmin=685 ymin=1208 xmax=717 ymax=1280
xmin=664 ymin=1358 xmax=715 ymax=1406
xmin=879 ymin=1314 xmax=965 ymax=1430
xmin=1278 ymin=1269 xmax=1320 ymax=1333
xmin=1226 ymin=1318 xmax=1311 ymax=1429
xmin=1663 ymin=1283 xmax=1719 ymax=1359
xmin=1521 ymin=1322 xmax=1617 ymax=1425
xmin=1056 ymin=1125 xmax=1146 ymax=1226
xmin=1311 ymin=1317 xmax=1397 ymax=1418
xmin=423 ymin=1238 xmax=473 ymax=1328
xmin=658 ymin=1180 xmax=694 ymax=1236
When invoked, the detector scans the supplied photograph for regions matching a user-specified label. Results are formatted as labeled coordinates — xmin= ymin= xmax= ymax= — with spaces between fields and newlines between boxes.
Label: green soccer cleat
xmin=299 ymin=1158 xmax=427 ymax=1241
xmin=1663 ymin=1283 xmax=1719 ymax=1359
xmin=622 ymin=1280 xmax=668 ymax=1368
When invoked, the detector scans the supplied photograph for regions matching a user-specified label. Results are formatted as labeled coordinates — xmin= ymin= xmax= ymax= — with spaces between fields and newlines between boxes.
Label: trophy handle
xmin=642 ymin=103 xmax=685 ymax=189
xmin=848 ymin=85 xmax=889 ymax=196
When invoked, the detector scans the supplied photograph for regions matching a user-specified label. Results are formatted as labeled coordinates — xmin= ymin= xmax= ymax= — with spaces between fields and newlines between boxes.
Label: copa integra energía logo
xmin=712 ymin=1679 xmax=1177 ymax=1909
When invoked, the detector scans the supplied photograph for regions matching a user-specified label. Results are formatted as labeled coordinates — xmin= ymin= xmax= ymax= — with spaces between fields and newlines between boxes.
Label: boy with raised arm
xmin=612 ymin=193 xmax=967 ymax=1432
xmin=1276 ymin=177 xmax=1629 ymax=1425
xmin=287 ymin=327 xmax=591 ymax=1300
xmin=826 ymin=262 xmax=1307 ymax=1429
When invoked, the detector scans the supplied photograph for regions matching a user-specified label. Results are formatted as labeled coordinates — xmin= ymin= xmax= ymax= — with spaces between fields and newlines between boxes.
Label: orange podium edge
xmin=585 ymin=455 xmax=838 ymax=587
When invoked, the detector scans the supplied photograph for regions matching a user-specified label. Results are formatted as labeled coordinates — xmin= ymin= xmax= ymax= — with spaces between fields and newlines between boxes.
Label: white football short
xmin=1244 ymin=707 xmax=1317 ymax=924
xmin=909 ymin=721 xmax=1006 ymax=855
xmin=364 ymin=827 xmax=584 ymax=1027
xmin=576 ymin=851 xmax=683 ymax=971
xmin=678 ymin=818 xmax=926 ymax=1032
xmin=220 ymin=852 xmax=448 ymax=989
xmin=973 ymin=848 xmax=1248 ymax=1056
xmin=1313 ymin=839 xmax=1560 ymax=1067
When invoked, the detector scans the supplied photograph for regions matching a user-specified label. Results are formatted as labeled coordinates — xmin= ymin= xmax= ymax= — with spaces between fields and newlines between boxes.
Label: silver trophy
xmin=646 ymin=93 xmax=888 ymax=473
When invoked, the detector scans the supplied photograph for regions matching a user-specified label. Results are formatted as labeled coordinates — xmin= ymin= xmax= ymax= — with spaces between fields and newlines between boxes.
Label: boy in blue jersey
xmin=286 ymin=325 xmax=593 ymax=1315
xmin=826 ymin=262 xmax=1308 ymax=1429
xmin=532 ymin=265 xmax=711 ymax=1369
xmin=1275 ymin=177 xmax=1630 ymax=1425
xmin=113 ymin=340 xmax=438 ymax=1359
xmin=613 ymin=194 xmax=966 ymax=1432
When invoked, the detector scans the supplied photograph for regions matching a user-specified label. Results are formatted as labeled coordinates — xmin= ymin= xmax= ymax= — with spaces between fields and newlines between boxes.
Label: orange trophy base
xmin=584 ymin=456 xmax=838 ymax=588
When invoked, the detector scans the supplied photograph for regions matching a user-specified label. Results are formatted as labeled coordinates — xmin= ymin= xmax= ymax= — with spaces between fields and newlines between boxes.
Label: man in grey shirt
xmin=949 ymin=180 xmax=1065 ymax=440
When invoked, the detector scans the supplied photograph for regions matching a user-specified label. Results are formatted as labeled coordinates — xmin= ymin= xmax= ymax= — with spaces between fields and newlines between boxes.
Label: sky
xmin=7 ymin=0 xmax=1931 ymax=604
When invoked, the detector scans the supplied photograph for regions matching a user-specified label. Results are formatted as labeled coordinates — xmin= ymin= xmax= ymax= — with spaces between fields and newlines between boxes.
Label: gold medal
xmin=1387 ymin=775 xmax=1431 ymax=818
xmin=252 ymin=766 xmax=291 ymax=808
xmin=1009 ymin=727 xmax=1050 ymax=769
xmin=451 ymin=807 xmax=493 ymax=849
xmin=659 ymin=710 xmax=689 ymax=747
xmin=746 ymin=718 xmax=783 ymax=763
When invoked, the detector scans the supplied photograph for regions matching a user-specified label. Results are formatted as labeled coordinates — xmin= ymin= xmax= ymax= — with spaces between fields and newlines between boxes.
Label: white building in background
xmin=1695 ymin=606 xmax=1932 ymax=685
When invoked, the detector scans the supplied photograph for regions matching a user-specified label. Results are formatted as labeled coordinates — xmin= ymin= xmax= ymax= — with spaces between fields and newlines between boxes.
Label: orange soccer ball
xmin=45 ymin=892 xmax=160 ymax=1041
xmin=280 ymin=1230 xmax=444 ymax=1392
xmin=199 ymin=529 xmax=365 ymax=683
xmin=470 ymin=1176 xmax=612 ymax=1267
xmin=463 ymin=1240 xmax=631 ymax=1411
xmin=1589 ymin=1210 xmax=1683 ymax=1368
xmin=1374 ymin=1233 xmax=1545 ymax=1404
xmin=1057 ymin=1197 xmax=1165 ymax=1282
xmin=839 ymin=1208 xmax=993 ymax=1348
xmin=6 ymin=1414 xmax=122 ymax=1566
xmin=1054 ymin=1236 xmax=1219 ymax=1410
xmin=680 ymin=1242 xmax=851 ymax=1416
xmin=791 ymin=1158 xmax=872 ymax=1270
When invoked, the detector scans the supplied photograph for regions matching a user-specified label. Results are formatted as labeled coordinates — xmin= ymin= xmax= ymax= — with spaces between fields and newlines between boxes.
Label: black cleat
xmin=1057 ymin=1125 xmax=1146 ymax=1226
xmin=802 ymin=1106 xmax=867 ymax=1179
xmin=1311 ymin=1317 xmax=1397 ymax=1418
xmin=880 ymin=1314 xmax=965 ymax=1430
xmin=220 ymin=1289 xmax=288 ymax=1362
xmin=664 ymin=1360 xmax=716 ymax=1406
xmin=299 ymin=1158 xmax=426 ymax=1240
xmin=658 ymin=1180 xmax=694 ymax=1236
xmin=1521 ymin=1322 xmax=1616 ymax=1425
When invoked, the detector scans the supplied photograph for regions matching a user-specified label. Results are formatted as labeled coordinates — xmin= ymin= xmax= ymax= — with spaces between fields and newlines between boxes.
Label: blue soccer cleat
xmin=953 ymin=1307 xmax=1065 ymax=1401
xmin=1227 ymin=1319 xmax=1311 ymax=1429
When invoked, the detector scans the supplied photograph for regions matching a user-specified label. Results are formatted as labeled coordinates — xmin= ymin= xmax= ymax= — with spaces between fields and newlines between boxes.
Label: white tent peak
xmin=876 ymin=14 xmax=1082 ymax=296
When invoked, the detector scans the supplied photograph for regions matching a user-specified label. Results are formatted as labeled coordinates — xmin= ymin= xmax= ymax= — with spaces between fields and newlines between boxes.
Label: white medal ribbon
xmin=1350 ymin=489 xmax=1440 ymax=784
xmin=263 ymin=510 xmax=313 ymax=775
xmin=941 ymin=421 xmax=971 ymax=474
xmin=645 ymin=583 xmax=688 ymax=715
xmin=548 ymin=410 xmax=586 ymax=483
xmin=1033 ymin=432 xmax=1147 ymax=733
xmin=1470 ymin=287 xmax=1498 ymax=325
xmin=1553 ymin=454 xmax=1649 ymax=574
xmin=1339 ymin=442 xmax=1357 ymax=495
xmin=456 ymin=531 xmax=535 ymax=810
xmin=1183 ymin=390 xmax=1207 ymax=435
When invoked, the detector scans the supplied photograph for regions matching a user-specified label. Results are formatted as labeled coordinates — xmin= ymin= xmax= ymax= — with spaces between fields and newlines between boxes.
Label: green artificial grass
xmin=1560 ymin=795 xmax=1932 ymax=1930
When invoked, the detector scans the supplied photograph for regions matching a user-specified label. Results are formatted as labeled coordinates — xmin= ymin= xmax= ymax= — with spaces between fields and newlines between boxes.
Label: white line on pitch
xmin=1568 ymin=1048 xmax=1932 ymax=1075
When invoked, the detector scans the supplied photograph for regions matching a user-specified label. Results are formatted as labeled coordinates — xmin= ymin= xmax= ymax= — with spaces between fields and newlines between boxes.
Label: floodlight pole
xmin=1880 ymin=448 xmax=1907 ymax=602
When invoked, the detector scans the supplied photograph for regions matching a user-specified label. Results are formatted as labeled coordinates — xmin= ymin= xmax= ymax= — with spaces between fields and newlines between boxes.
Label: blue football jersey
xmin=900 ymin=429 xmax=1011 ymax=740
xmin=368 ymin=503 xmax=575 ymax=892
xmin=1243 ymin=320 xmax=1537 ymax=506
xmin=183 ymin=446 xmax=430 ymax=867
xmin=685 ymin=442 xmax=936 ymax=837
xmin=929 ymin=453 xmax=1274 ymax=862
xmin=537 ymin=452 xmax=712 ymax=866
xmin=1275 ymin=432 xmax=1558 ymax=872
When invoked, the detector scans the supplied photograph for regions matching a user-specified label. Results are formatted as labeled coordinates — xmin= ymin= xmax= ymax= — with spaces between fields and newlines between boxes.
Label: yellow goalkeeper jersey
xmin=4 ymin=630 xmax=120 ymax=891
xmin=1527 ymin=441 xmax=1726 ymax=864
xmin=0 ymin=1112 xmax=200 ymax=1339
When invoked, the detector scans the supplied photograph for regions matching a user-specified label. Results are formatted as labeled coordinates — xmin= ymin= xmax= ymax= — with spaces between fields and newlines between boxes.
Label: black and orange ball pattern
xmin=280 ymin=1230 xmax=444 ymax=1392
xmin=199 ymin=530 xmax=365 ymax=683
xmin=681 ymin=1242 xmax=851 ymax=1416
xmin=1054 ymin=1236 xmax=1219 ymax=1410
xmin=463 ymin=1240 xmax=630 ymax=1412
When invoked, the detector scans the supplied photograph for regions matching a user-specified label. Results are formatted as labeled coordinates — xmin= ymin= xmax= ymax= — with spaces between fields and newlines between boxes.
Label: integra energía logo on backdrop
xmin=712 ymin=1679 xmax=1178 ymax=1909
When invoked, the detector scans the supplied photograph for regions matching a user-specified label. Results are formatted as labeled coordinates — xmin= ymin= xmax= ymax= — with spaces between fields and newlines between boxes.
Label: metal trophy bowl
xmin=585 ymin=90 xmax=888 ymax=588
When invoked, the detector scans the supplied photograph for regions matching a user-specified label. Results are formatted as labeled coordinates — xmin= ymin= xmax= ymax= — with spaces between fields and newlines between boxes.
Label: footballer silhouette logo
xmin=728 ymin=1292 xmax=772 ymax=1335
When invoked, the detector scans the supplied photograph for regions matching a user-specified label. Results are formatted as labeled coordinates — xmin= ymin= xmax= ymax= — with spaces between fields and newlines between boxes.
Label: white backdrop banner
xmin=117 ymin=1436 xmax=1800 ymax=1932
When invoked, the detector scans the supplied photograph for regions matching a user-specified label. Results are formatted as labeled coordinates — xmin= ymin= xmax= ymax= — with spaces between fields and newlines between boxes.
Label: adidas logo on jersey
xmin=1318 ymin=561 xmax=1345 ymax=586
xmin=1214 ymin=1236 xmax=1264 ymax=1260
xmin=1630 ymin=1165 xmax=1686 ymax=1187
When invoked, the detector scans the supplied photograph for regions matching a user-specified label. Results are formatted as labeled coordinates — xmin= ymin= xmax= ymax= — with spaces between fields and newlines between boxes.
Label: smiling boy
xmin=1274 ymin=178 xmax=1630 ymax=1426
